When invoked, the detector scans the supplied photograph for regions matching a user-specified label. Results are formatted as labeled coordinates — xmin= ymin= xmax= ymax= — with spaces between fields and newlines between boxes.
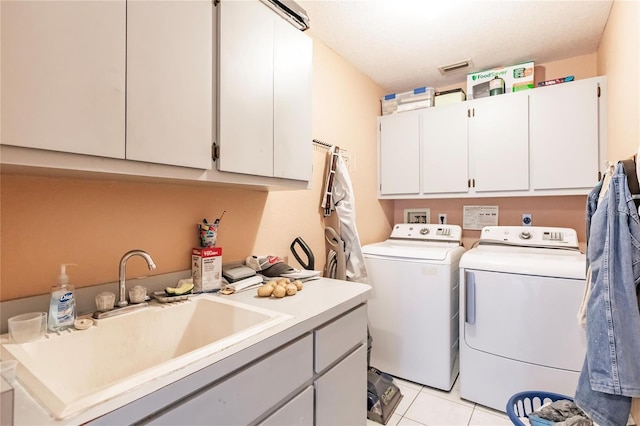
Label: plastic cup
xmin=0 ymin=360 xmax=18 ymax=384
xmin=8 ymin=312 xmax=47 ymax=343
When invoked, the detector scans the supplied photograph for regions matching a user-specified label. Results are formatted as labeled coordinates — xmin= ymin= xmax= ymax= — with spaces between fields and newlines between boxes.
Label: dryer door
xmin=462 ymin=269 xmax=586 ymax=371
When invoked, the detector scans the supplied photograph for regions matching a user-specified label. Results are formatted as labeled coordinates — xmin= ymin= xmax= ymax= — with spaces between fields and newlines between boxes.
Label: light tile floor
xmin=367 ymin=376 xmax=513 ymax=426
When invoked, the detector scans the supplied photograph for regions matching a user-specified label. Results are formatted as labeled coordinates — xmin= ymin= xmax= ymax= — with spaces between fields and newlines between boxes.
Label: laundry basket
xmin=506 ymin=391 xmax=574 ymax=426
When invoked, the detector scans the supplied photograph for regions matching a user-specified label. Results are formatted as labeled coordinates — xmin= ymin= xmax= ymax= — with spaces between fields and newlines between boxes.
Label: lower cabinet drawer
xmin=314 ymin=304 xmax=367 ymax=372
xmin=147 ymin=334 xmax=313 ymax=425
xmin=258 ymin=385 xmax=313 ymax=426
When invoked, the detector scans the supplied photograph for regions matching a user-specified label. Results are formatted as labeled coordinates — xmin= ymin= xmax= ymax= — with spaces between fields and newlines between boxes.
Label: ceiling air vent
xmin=438 ymin=59 xmax=473 ymax=75
xmin=260 ymin=0 xmax=310 ymax=31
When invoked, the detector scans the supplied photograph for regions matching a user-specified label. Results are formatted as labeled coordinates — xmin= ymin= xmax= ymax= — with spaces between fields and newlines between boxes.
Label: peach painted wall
xmin=3 ymin=5 xmax=636 ymax=301
xmin=0 ymin=37 xmax=391 ymax=301
xmin=597 ymin=0 xmax=640 ymax=162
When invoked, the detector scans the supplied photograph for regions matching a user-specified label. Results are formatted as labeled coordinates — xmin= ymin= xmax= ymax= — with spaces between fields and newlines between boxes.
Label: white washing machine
xmin=459 ymin=226 xmax=587 ymax=412
xmin=362 ymin=223 xmax=465 ymax=391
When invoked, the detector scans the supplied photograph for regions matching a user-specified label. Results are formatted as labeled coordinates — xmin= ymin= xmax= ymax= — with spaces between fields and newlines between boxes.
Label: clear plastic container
xmin=8 ymin=312 xmax=47 ymax=343
xmin=381 ymin=86 xmax=435 ymax=115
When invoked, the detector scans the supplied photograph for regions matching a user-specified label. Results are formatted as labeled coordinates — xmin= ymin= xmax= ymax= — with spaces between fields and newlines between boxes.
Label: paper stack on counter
xmin=279 ymin=270 xmax=321 ymax=281
xmin=221 ymin=275 xmax=264 ymax=294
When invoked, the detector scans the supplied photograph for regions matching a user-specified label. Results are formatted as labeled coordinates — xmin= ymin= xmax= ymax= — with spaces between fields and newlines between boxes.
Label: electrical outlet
xmin=522 ymin=213 xmax=533 ymax=226
xmin=438 ymin=213 xmax=447 ymax=224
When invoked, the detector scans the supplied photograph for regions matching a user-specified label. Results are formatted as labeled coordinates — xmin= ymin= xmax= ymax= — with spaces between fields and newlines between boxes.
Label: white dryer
xmin=362 ymin=223 xmax=465 ymax=391
xmin=459 ymin=226 xmax=587 ymax=412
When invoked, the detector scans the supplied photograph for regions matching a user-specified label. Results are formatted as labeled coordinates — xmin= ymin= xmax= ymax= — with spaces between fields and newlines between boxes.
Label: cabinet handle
xmin=465 ymin=271 xmax=476 ymax=325
xmin=468 ymin=179 xmax=471 ymax=188
xmin=212 ymin=142 xmax=220 ymax=162
xmin=472 ymin=179 xmax=475 ymax=187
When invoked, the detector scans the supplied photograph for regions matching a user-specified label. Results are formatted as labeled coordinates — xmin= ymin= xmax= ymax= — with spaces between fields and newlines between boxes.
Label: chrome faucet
xmin=118 ymin=250 xmax=156 ymax=307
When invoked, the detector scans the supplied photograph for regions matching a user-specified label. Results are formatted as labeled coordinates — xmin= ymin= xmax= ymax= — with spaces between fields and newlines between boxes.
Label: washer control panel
xmin=481 ymin=226 xmax=579 ymax=249
xmin=390 ymin=223 xmax=462 ymax=242
xmin=390 ymin=223 xmax=462 ymax=243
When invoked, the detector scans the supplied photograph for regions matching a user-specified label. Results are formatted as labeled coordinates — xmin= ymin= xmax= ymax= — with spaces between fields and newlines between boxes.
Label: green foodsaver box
xmin=467 ymin=61 xmax=535 ymax=99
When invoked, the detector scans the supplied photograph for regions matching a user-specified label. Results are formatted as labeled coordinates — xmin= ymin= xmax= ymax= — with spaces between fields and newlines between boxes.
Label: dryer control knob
xmin=419 ymin=228 xmax=430 ymax=235
xmin=519 ymin=231 xmax=532 ymax=240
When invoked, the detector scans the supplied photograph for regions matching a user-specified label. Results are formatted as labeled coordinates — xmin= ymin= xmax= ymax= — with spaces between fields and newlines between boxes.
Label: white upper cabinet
xmin=421 ymin=103 xmax=469 ymax=194
xmin=217 ymin=1 xmax=274 ymax=178
xmin=217 ymin=0 xmax=312 ymax=182
xmin=273 ymin=18 xmax=313 ymax=181
xmin=529 ymin=77 xmax=603 ymax=190
xmin=126 ymin=0 xmax=213 ymax=169
xmin=1 ymin=0 xmax=213 ymax=170
xmin=378 ymin=110 xmax=421 ymax=196
xmin=1 ymin=1 xmax=126 ymax=158
xmin=378 ymin=76 xmax=606 ymax=199
xmin=468 ymin=92 xmax=530 ymax=193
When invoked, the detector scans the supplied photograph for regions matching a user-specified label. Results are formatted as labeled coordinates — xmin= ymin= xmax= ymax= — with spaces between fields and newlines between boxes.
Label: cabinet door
xmin=378 ymin=111 xmax=421 ymax=195
xmin=273 ymin=17 xmax=312 ymax=181
xmin=530 ymin=78 xmax=601 ymax=190
xmin=315 ymin=344 xmax=367 ymax=426
xmin=421 ymin=103 xmax=469 ymax=194
xmin=468 ymin=94 xmax=529 ymax=192
xmin=126 ymin=0 xmax=212 ymax=169
xmin=218 ymin=0 xmax=274 ymax=177
xmin=259 ymin=386 xmax=313 ymax=426
xmin=1 ymin=1 xmax=125 ymax=158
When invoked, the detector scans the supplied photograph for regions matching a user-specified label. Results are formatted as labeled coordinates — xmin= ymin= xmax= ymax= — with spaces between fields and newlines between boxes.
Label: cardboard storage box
xmin=467 ymin=62 xmax=534 ymax=99
xmin=435 ymin=88 xmax=466 ymax=106
xmin=192 ymin=247 xmax=222 ymax=292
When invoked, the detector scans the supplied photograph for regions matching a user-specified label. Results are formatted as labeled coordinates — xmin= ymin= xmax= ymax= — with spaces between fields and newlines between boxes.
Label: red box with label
xmin=192 ymin=247 xmax=222 ymax=292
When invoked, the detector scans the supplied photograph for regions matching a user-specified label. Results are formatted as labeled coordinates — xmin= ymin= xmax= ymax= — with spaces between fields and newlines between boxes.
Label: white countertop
xmin=8 ymin=278 xmax=370 ymax=425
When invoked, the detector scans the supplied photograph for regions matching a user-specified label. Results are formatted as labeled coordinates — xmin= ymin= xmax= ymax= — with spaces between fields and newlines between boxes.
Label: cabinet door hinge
xmin=597 ymin=86 xmax=601 ymax=98
xmin=212 ymin=142 xmax=220 ymax=162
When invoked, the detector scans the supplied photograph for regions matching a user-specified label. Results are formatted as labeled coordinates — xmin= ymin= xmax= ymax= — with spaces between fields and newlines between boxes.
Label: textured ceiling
xmin=297 ymin=0 xmax=613 ymax=94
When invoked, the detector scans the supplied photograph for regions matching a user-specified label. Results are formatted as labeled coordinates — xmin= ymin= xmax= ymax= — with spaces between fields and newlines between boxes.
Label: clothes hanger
xmin=621 ymin=155 xmax=640 ymax=205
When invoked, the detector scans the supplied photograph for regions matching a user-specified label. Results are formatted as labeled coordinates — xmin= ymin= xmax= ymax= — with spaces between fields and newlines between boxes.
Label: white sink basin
xmin=0 ymin=294 xmax=291 ymax=419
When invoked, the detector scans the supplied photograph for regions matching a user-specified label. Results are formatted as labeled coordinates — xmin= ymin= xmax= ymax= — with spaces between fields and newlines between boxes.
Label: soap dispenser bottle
xmin=48 ymin=263 xmax=77 ymax=331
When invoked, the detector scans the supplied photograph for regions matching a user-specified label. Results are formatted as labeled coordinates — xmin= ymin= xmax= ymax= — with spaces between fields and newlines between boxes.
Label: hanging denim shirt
xmin=585 ymin=179 xmax=602 ymax=267
xmin=575 ymin=162 xmax=640 ymax=426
